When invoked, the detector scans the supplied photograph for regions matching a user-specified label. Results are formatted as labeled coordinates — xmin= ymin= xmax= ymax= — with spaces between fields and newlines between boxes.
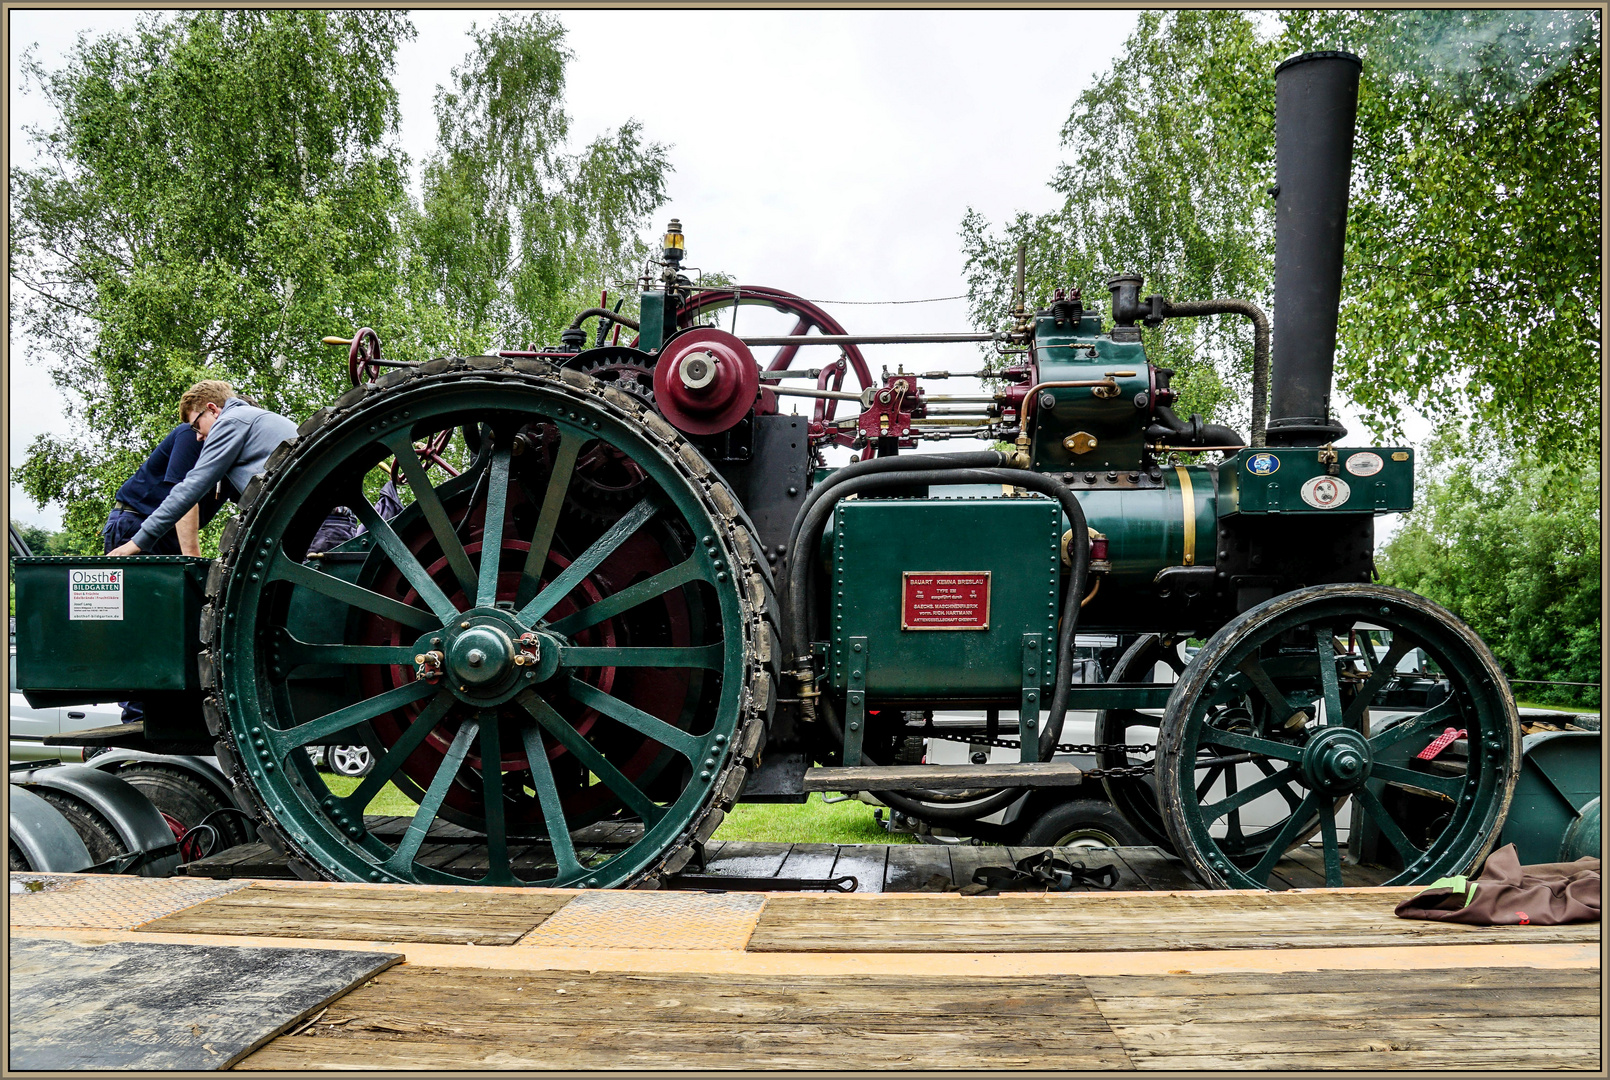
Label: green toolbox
xmin=12 ymin=555 xmax=212 ymax=706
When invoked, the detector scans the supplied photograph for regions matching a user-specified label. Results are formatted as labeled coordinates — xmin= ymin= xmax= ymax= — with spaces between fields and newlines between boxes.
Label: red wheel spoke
xmin=350 ymin=496 xmax=460 ymax=625
xmin=384 ymin=719 xmax=479 ymax=874
xmin=768 ymin=316 xmax=812 ymax=372
xmin=518 ymin=429 xmax=583 ymax=608
xmin=517 ymin=722 xmax=584 ymax=881
xmin=269 ymin=552 xmax=436 ymax=632
xmin=380 ymin=430 xmax=478 ymax=598
xmin=518 ymin=496 xmax=660 ymax=625
xmin=476 ymin=447 xmax=514 ymax=607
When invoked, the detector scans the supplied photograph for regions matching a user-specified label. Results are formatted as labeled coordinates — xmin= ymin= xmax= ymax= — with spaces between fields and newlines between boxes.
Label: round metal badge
xmin=1300 ymin=475 xmax=1351 ymax=509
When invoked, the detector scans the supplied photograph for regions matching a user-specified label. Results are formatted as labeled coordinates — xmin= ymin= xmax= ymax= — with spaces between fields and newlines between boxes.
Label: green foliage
xmin=961 ymin=11 xmax=1282 ymax=430
xmin=961 ymin=10 xmax=1601 ymax=458
xmin=1377 ymin=427 xmax=1601 ymax=709
xmin=13 ymin=11 xmax=672 ymax=539
xmin=10 ymin=521 xmax=99 ymax=557
xmin=1282 ymin=9 xmax=1601 ymax=460
xmin=414 ymin=14 xmax=670 ymax=353
xmin=12 ymin=11 xmax=415 ymax=536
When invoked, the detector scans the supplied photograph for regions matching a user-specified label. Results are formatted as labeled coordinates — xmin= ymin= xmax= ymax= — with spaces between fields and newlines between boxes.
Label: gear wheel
xmin=564 ymin=347 xmax=660 ymax=522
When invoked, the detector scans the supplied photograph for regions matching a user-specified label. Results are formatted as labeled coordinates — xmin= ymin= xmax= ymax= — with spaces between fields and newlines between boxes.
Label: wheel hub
xmin=435 ymin=608 xmax=560 ymax=705
xmin=1301 ymin=726 xmax=1373 ymax=795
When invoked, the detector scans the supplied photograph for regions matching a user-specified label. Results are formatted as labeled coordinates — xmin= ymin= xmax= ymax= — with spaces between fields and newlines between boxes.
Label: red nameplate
xmin=902 ymin=571 xmax=990 ymax=631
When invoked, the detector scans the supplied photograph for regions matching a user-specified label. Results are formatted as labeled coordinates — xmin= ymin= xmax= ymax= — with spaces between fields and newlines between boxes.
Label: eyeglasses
xmin=188 ymin=405 xmax=215 ymax=434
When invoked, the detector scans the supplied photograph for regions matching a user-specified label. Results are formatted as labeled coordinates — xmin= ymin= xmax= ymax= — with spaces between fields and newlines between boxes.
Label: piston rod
xmin=740 ymin=332 xmax=1002 ymax=346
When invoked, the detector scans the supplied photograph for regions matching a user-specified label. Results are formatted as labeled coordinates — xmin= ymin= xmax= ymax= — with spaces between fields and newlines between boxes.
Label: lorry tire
xmin=110 ymin=763 xmax=250 ymax=854
xmin=34 ymin=790 xmax=127 ymax=865
xmin=1018 ymin=799 xmax=1146 ymax=850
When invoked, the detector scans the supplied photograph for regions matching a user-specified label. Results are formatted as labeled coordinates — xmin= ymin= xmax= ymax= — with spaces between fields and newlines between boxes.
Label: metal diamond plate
xmin=515 ymin=889 xmax=766 ymax=950
xmin=9 ymin=873 xmax=251 ymax=930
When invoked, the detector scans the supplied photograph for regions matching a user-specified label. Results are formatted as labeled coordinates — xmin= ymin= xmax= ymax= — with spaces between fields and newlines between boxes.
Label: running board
xmin=803 ymin=762 xmax=1084 ymax=792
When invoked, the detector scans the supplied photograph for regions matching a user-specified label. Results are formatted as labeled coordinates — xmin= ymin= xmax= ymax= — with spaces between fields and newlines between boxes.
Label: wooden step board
xmin=804 ymin=761 xmax=1084 ymax=791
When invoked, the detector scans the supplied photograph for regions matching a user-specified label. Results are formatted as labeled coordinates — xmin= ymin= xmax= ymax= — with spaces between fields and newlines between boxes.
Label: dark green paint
xmin=1028 ymin=312 xmax=1152 ymax=473
xmin=829 ymin=497 xmax=1060 ymax=699
xmin=1219 ymin=447 xmax=1414 ymax=515
xmin=637 ymin=290 xmax=671 ymax=354
xmin=13 ymin=555 xmax=210 ymax=702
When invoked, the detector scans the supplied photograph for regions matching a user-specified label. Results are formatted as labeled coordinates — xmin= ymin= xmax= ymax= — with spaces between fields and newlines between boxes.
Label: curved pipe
xmin=785 ymin=465 xmax=1090 ymax=820
xmin=566 ymin=307 xmax=641 ymax=332
xmin=784 ymin=450 xmax=1009 ymax=567
xmin=1158 ymin=299 xmax=1270 ymax=448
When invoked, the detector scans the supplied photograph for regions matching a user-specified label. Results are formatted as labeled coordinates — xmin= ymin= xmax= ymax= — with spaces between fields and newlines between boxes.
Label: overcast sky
xmin=8 ymin=9 xmax=1400 ymax=534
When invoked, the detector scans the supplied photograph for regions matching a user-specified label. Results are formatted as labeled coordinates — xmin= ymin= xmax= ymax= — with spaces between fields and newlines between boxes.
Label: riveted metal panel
xmin=1218 ymin=446 xmax=1413 ymax=515
xmin=830 ymin=497 xmax=1060 ymax=698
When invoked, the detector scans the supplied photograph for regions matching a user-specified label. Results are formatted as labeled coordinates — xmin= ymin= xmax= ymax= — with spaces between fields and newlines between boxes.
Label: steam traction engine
xmin=15 ymin=53 xmax=1521 ymax=890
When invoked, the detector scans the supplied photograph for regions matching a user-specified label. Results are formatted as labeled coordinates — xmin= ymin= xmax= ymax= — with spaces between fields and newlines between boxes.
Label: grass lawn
xmin=320 ymin=774 xmax=419 ymax=816
xmin=1518 ymin=699 xmax=1600 ymax=715
xmin=313 ymin=778 xmax=909 ymax=847
xmin=713 ymin=793 xmax=916 ymax=845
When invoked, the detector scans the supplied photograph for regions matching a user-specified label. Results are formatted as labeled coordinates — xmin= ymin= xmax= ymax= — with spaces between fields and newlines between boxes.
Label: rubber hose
xmin=784 ymin=450 xmax=1008 ymax=573
xmin=565 ymin=307 xmax=641 ymax=332
xmin=786 ymin=466 xmax=1089 ymax=821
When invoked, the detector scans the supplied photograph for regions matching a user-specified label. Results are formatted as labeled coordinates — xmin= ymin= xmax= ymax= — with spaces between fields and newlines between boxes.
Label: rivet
xmin=714 ymin=734 xmax=727 ymax=744
xmin=849 ymin=722 xmax=860 ymax=731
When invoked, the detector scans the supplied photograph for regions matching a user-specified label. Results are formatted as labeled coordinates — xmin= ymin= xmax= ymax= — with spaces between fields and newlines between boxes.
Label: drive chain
xmin=916 ymin=729 xmax=1158 ymax=780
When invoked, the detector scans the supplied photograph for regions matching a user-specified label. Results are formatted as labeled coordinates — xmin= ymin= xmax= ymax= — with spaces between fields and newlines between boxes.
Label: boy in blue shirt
xmin=101 ymin=424 xmax=220 ymax=556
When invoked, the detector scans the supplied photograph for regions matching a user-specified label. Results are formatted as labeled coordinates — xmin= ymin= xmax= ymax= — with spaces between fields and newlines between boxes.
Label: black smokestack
xmin=1265 ymin=50 xmax=1360 ymax=446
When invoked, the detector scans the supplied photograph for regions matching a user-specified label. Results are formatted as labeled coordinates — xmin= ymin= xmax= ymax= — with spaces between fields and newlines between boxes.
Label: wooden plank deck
xmin=182 ymin=820 xmax=1395 ymax=894
xmin=11 ymin=869 xmax=1599 ymax=1072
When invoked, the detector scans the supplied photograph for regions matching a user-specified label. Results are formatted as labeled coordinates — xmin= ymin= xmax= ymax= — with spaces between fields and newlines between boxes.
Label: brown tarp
xmin=1395 ymin=843 xmax=1600 ymax=926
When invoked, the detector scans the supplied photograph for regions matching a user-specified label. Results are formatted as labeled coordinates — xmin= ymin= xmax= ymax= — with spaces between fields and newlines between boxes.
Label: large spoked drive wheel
xmin=202 ymin=356 xmax=777 ymax=888
xmin=1158 ymin=585 xmax=1519 ymax=890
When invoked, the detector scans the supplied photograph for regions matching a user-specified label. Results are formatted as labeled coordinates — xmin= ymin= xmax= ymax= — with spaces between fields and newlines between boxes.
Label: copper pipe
xmin=1020 ymin=380 xmax=1122 ymax=425
xmin=1080 ymin=576 xmax=1102 ymax=607
xmin=1146 ymin=444 xmax=1247 ymax=453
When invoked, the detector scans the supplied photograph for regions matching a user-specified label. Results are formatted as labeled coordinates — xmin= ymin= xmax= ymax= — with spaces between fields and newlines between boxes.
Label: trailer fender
xmin=19 ymin=766 xmax=180 ymax=876
xmin=87 ymin=750 xmax=238 ymax=812
xmin=8 ymin=784 xmax=94 ymax=872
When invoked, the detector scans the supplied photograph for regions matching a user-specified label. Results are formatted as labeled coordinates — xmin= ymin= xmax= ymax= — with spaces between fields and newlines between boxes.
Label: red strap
xmin=1416 ymin=727 xmax=1468 ymax=760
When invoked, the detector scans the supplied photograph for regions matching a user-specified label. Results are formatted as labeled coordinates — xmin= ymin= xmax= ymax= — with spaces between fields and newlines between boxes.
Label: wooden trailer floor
xmin=10 ymin=859 xmax=1600 ymax=1071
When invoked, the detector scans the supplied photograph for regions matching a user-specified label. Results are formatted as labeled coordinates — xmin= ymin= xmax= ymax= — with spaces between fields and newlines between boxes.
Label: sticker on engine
xmin=1299 ymin=476 xmax=1351 ymax=509
xmin=1245 ymin=452 xmax=1280 ymax=475
xmin=902 ymin=572 xmax=990 ymax=630
xmin=1345 ymin=452 xmax=1384 ymax=477
xmin=69 ymin=567 xmax=124 ymax=620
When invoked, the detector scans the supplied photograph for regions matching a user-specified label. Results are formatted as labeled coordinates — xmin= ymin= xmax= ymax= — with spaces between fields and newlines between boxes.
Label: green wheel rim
xmin=1158 ymin=584 xmax=1519 ymax=890
xmin=212 ymin=362 xmax=759 ymax=888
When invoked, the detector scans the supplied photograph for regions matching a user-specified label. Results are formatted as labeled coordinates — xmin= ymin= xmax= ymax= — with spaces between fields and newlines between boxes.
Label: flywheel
xmin=201 ymin=356 xmax=779 ymax=888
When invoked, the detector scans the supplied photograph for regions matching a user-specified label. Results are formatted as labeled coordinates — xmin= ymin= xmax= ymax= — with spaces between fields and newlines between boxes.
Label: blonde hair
xmin=178 ymin=380 xmax=235 ymax=422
